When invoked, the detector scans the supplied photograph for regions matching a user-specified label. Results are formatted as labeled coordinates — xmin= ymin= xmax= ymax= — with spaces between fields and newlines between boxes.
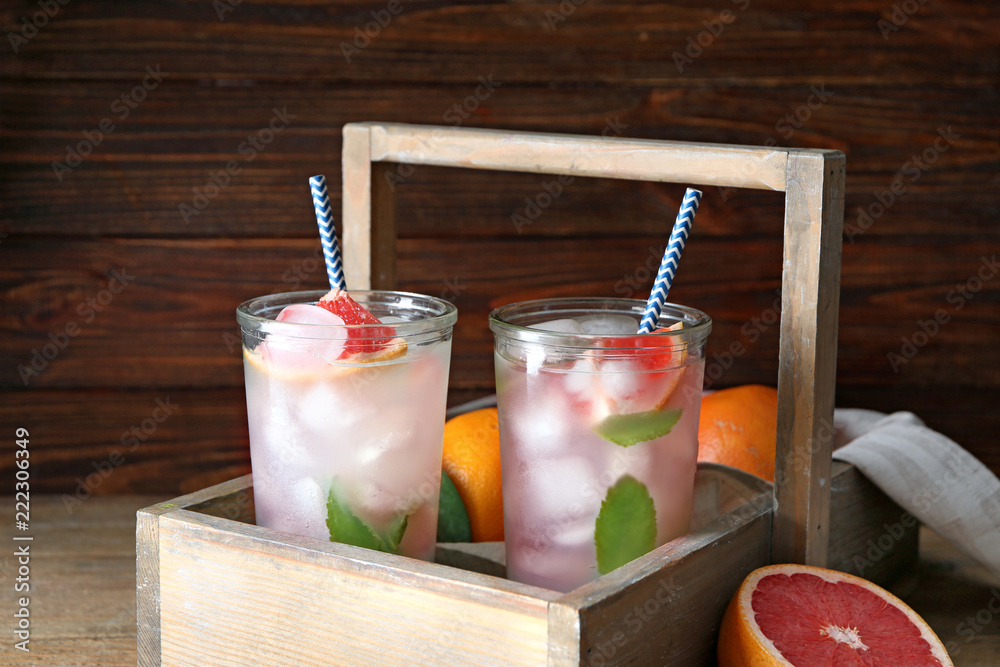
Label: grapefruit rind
xmin=243 ymin=336 xmax=407 ymax=381
xmin=600 ymin=321 xmax=688 ymax=415
xmin=317 ymin=288 xmax=399 ymax=359
xmin=718 ymin=563 xmax=954 ymax=667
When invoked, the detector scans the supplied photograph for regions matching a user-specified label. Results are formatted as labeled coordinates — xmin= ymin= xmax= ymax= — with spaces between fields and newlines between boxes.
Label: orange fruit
xmin=442 ymin=407 xmax=504 ymax=542
xmin=718 ymin=563 xmax=953 ymax=666
xmin=697 ymin=385 xmax=778 ymax=481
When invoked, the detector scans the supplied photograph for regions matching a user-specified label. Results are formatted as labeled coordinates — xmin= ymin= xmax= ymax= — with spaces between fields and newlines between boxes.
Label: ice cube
xmin=599 ymin=361 xmax=645 ymax=408
xmin=576 ymin=314 xmax=639 ymax=335
xmin=521 ymin=456 xmax=602 ymax=527
xmin=349 ymin=431 xmax=439 ymax=529
xmin=257 ymin=476 xmax=329 ymax=541
xmin=512 ymin=532 xmax=597 ymax=591
xmin=354 ymin=427 xmax=433 ymax=501
xmin=277 ymin=303 xmax=345 ymax=326
xmin=528 ymin=318 xmax=586 ymax=334
xmin=507 ymin=387 xmax=576 ymax=458
xmin=261 ymin=304 xmax=347 ymax=364
xmin=548 ymin=515 xmax=596 ymax=549
xmin=561 ymin=357 xmax=606 ymax=408
xmin=298 ymin=379 xmax=375 ymax=436
xmin=606 ymin=441 xmax=653 ymax=482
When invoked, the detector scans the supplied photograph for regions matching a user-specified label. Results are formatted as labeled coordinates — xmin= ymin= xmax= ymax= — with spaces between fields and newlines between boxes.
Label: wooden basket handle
xmin=341 ymin=122 xmax=845 ymax=566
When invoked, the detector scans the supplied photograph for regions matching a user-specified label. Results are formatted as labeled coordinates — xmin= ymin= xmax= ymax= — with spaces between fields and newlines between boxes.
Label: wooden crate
xmin=137 ymin=124 xmax=919 ymax=665
xmin=136 ymin=463 xmax=915 ymax=665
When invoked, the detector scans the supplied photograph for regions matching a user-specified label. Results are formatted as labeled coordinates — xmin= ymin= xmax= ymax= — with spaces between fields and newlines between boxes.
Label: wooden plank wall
xmin=1 ymin=0 xmax=997 ymax=495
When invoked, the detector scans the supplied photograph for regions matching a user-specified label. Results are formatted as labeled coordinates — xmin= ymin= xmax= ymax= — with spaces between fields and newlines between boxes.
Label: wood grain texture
xmin=0 ymin=495 xmax=168 ymax=667
xmin=827 ymin=462 xmax=920 ymax=591
xmin=772 ymin=150 xmax=844 ymax=565
xmin=362 ymin=122 xmax=790 ymax=189
xmin=0 ymin=0 xmax=997 ymax=492
xmin=1 ymin=496 xmax=995 ymax=667
xmin=154 ymin=510 xmax=555 ymax=666
xmin=2 ymin=237 xmax=997 ymax=390
xmin=141 ymin=465 xmax=774 ymax=666
xmin=2 ymin=83 xmax=993 ymax=239
xmin=0 ymin=1 xmax=996 ymax=86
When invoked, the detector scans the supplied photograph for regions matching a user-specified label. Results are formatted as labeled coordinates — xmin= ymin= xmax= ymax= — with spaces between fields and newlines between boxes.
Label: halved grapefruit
xmin=718 ymin=563 xmax=953 ymax=667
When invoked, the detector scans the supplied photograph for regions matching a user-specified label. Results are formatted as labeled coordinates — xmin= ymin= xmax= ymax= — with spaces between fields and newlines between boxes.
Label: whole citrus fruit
xmin=697 ymin=385 xmax=778 ymax=481
xmin=442 ymin=407 xmax=504 ymax=542
xmin=718 ymin=563 xmax=953 ymax=666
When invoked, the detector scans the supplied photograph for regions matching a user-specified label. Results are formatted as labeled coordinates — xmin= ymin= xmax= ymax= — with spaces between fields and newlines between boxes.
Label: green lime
xmin=437 ymin=469 xmax=473 ymax=543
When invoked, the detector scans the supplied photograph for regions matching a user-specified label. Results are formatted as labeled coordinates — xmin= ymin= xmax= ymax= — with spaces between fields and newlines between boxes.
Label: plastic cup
xmin=489 ymin=297 xmax=711 ymax=591
xmin=237 ymin=290 xmax=457 ymax=561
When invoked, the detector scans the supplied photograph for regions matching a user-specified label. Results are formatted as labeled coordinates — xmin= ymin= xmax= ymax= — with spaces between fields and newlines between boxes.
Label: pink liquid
xmin=244 ymin=337 xmax=451 ymax=560
xmin=496 ymin=345 xmax=704 ymax=592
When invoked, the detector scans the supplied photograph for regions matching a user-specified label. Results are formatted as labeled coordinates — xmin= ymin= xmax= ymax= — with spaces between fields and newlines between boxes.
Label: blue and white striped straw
xmin=637 ymin=188 xmax=702 ymax=334
xmin=309 ymin=174 xmax=346 ymax=291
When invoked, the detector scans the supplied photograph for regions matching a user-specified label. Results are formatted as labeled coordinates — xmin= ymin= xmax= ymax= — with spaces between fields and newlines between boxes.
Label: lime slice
xmin=594 ymin=475 xmax=657 ymax=575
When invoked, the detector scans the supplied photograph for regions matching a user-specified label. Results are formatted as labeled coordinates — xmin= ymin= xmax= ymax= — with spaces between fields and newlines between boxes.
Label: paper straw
xmin=638 ymin=188 xmax=702 ymax=334
xmin=309 ymin=175 xmax=346 ymax=290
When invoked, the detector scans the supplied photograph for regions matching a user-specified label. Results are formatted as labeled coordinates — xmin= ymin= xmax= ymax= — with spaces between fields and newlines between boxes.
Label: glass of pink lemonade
xmin=490 ymin=298 xmax=711 ymax=592
xmin=237 ymin=289 xmax=457 ymax=560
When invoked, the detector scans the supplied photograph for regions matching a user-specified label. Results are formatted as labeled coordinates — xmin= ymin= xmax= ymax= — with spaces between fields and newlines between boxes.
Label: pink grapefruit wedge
xmin=316 ymin=289 xmax=405 ymax=362
xmin=599 ymin=322 xmax=687 ymax=413
xmin=718 ymin=563 xmax=953 ymax=667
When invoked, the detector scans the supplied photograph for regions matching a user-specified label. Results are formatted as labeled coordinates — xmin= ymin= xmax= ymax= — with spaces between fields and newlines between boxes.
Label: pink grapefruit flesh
xmin=317 ymin=288 xmax=396 ymax=359
xmin=718 ymin=563 xmax=953 ymax=667
xmin=599 ymin=322 xmax=687 ymax=413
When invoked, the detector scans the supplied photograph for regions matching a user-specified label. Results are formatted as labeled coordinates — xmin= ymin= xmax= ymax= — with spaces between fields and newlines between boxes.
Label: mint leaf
xmin=595 ymin=408 xmax=682 ymax=447
xmin=383 ymin=513 xmax=409 ymax=552
xmin=594 ymin=475 xmax=657 ymax=575
xmin=326 ymin=486 xmax=409 ymax=554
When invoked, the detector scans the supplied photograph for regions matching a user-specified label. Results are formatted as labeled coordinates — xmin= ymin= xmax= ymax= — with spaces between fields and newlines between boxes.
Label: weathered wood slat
xmin=362 ymin=122 xmax=791 ymax=190
xmin=0 ymin=1 xmax=995 ymax=86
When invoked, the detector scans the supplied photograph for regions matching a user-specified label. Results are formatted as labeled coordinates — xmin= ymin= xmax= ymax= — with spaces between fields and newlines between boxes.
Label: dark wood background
xmin=1 ymin=0 xmax=997 ymax=497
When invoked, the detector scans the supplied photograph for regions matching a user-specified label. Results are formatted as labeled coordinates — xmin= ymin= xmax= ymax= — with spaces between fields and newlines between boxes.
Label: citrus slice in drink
xmin=317 ymin=289 xmax=406 ymax=362
xmin=599 ymin=322 xmax=687 ymax=414
xmin=718 ymin=563 xmax=953 ymax=667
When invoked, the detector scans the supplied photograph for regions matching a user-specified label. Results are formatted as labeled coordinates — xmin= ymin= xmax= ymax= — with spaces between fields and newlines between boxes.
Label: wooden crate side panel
xmin=136 ymin=509 xmax=162 ymax=667
xmin=828 ymin=463 xmax=920 ymax=590
xmin=157 ymin=512 xmax=551 ymax=666
xmin=184 ymin=474 xmax=255 ymax=523
xmin=574 ymin=511 xmax=772 ymax=666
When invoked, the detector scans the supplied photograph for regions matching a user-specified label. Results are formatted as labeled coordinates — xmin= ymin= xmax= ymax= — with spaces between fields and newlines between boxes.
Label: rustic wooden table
xmin=1 ymin=496 xmax=997 ymax=666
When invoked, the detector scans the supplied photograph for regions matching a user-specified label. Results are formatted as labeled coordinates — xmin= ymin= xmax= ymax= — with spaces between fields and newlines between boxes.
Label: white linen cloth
xmin=833 ymin=409 xmax=1000 ymax=584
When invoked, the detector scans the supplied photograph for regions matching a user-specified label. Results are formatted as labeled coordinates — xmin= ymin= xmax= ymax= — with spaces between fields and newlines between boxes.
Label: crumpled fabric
xmin=832 ymin=409 xmax=1000 ymax=584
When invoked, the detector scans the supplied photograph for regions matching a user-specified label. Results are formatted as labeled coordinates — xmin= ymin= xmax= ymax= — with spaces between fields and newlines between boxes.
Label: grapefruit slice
xmin=316 ymin=289 xmax=406 ymax=362
xmin=718 ymin=563 xmax=953 ymax=667
xmin=599 ymin=322 xmax=687 ymax=413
